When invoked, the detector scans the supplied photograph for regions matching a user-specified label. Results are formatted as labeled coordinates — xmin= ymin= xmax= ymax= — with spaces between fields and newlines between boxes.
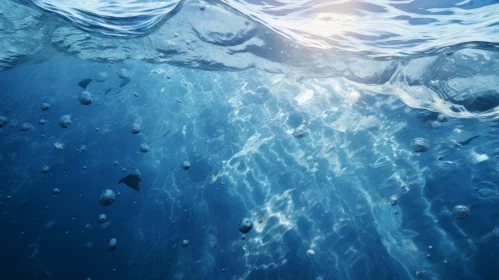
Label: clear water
xmin=0 ymin=0 xmax=498 ymax=279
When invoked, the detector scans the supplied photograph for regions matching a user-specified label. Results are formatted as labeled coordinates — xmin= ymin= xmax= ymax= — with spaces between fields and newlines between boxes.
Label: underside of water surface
xmin=1 ymin=0 xmax=499 ymax=279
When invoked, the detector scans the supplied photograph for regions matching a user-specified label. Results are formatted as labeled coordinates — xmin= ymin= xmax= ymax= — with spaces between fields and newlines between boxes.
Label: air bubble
xmin=453 ymin=205 xmax=470 ymax=220
xmin=99 ymin=189 xmax=116 ymax=206
xmin=411 ymin=138 xmax=430 ymax=153
xmin=238 ymin=218 xmax=253 ymax=233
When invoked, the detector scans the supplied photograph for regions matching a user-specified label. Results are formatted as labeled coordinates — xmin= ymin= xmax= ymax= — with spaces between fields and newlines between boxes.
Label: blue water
xmin=1 ymin=0 xmax=499 ymax=279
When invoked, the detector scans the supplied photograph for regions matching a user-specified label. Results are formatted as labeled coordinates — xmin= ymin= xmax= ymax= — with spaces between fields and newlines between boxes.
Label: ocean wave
xmin=30 ymin=0 xmax=182 ymax=36
xmin=221 ymin=0 xmax=499 ymax=57
xmin=30 ymin=0 xmax=499 ymax=56
xmin=2 ymin=0 xmax=499 ymax=120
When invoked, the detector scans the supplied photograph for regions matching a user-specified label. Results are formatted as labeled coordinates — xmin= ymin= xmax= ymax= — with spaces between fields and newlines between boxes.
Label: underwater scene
xmin=1 ymin=0 xmax=499 ymax=279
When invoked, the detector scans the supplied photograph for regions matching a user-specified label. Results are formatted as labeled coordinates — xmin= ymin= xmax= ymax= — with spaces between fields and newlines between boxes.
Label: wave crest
xmin=31 ymin=0 xmax=181 ymax=36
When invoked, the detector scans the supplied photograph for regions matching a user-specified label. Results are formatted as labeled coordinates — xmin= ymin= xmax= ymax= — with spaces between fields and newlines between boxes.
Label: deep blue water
xmin=1 ymin=1 xmax=499 ymax=280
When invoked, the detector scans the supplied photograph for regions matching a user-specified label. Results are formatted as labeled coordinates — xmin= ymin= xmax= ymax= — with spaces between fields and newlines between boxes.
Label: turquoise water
xmin=1 ymin=1 xmax=499 ymax=279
